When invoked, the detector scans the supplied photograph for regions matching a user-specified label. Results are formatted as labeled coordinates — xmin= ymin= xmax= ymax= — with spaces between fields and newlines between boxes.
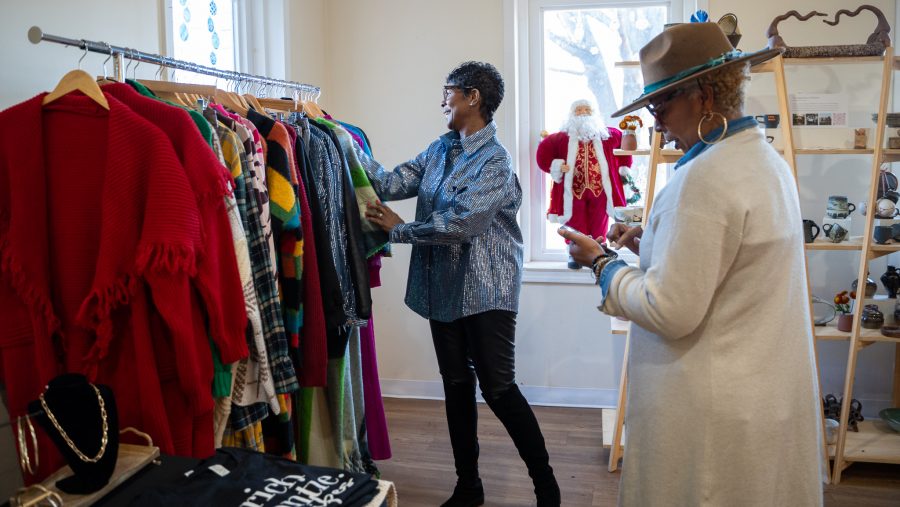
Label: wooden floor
xmin=375 ymin=398 xmax=900 ymax=506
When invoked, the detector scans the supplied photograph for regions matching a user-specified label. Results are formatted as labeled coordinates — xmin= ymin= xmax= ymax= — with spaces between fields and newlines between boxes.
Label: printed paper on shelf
xmin=789 ymin=93 xmax=848 ymax=128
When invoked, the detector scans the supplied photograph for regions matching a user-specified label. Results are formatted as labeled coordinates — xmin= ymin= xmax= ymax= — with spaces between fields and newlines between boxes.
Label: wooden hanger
xmin=302 ymin=99 xmax=324 ymax=119
xmin=300 ymin=88 xmax=325 ymax=118
xmin=138 ymin=79 xmax=216 ymax=107
xmin=243 ymin=93 xmax=266 ymax=112
xmin=43 ymin=69 xmax=110 ymax=109
xmin=214 ymin=89 xmax=249 ymax=116
xmin=256 ymin=97 xmax=296 ymax=114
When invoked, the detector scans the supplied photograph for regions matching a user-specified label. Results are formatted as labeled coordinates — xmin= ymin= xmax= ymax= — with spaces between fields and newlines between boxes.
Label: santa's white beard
xmin=563 ymin=115 xmax=605 ymax=141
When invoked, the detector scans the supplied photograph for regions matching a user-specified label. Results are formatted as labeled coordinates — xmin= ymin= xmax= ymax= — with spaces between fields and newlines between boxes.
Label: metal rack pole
xmin=27 ymin=25 xmax=320 ymax=97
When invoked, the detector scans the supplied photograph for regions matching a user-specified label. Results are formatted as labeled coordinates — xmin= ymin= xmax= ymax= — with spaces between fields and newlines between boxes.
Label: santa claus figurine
xmin=536 ymin=100 xmax=634 ymax=267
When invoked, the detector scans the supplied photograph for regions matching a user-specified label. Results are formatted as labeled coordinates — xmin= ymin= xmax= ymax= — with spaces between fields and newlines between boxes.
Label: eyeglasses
xmin=646 ymin=85 xmax=694 ymax=119
xmin=443 ymin=85 xmax=473 ymax=101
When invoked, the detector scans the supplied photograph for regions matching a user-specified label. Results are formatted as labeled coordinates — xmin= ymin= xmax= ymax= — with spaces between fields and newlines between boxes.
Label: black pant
xmin=430 ymin=310 xmax=517 ymax=399
xmin=430 ymin=310 xmax=560 ymax=503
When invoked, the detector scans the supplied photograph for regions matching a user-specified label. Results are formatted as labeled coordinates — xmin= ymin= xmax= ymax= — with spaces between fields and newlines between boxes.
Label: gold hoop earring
xmin=17 ymin=415 xmax=39 ymax=475
xmin=697 ymin=111 xmax=728 ymax=145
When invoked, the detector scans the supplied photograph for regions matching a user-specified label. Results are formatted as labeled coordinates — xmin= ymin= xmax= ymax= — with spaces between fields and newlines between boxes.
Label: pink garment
xmin=361 ymin=255 xmax=391 ymax=459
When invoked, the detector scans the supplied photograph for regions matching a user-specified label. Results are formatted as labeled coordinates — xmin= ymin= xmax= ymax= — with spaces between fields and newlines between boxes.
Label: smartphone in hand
xmin=558 ymin=224 xmax=582 ymax=236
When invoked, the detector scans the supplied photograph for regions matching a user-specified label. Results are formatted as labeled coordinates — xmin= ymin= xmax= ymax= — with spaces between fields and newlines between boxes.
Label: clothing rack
xmin=27 ymin=26 xmax=320 ymax=100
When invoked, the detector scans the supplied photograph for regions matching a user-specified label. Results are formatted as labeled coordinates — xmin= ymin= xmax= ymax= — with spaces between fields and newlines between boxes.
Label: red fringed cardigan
xmin=0 ymin=93 xmax=248 ymax=481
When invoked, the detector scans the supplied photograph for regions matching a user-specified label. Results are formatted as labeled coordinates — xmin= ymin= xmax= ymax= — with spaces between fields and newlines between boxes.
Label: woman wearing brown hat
xmin=562 ymin=23 xmax=823 ymax=506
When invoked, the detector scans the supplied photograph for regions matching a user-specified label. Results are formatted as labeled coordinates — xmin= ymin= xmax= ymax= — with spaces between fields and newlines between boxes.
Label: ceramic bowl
xmin=879 ymin=407 xmax=900 ymax=432
xmin=613 ymin=206 xmax=644 ymax=225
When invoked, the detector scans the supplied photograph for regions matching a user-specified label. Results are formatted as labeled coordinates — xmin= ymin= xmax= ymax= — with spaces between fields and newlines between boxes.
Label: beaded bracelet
xmin=591 ymin=250 xmax=618 ymax=279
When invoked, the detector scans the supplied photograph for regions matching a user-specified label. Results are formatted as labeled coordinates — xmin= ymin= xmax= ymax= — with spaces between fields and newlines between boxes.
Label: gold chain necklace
xmin=39 ymin=383 xmax=109 ymax=463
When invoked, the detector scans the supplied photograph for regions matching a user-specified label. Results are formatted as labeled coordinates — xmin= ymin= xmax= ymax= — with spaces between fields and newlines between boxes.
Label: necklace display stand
xmin=27 ymin=373 xmax=120 ymax=494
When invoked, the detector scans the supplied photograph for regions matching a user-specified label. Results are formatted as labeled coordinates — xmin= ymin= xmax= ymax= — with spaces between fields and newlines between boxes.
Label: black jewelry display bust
xmin=28 ymin=373 xmax=119 ymax=494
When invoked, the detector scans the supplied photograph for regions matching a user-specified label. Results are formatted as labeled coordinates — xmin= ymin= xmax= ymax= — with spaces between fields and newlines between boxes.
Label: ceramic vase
xmin=852 ymin=274 xmax=878 ymax=298
xmin=837 ymin=313 xmax=854 ymax=332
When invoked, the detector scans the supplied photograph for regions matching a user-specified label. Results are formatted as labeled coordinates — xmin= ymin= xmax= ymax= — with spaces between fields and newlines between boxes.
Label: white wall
xmin=0 ymin=0 xmax=165 ymax=109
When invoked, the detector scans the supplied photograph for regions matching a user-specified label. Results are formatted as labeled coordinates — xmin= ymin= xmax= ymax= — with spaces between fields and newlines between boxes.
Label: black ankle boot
xmin=440 ymin=478 xmax=485 ymax=507
xmin=484 ymin=385 xmax=561 ymax=506
xmin=536 ymin=480 xmax=561 ymax=507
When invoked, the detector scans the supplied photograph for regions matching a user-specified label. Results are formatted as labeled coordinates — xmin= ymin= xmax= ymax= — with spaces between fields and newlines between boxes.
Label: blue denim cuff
xmin=598 ymin=259 xmax=628 ymax=310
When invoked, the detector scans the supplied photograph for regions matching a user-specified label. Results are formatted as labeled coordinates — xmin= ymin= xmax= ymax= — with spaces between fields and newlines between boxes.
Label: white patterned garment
xmin=602 ymin=127 xmax=824 ymax=506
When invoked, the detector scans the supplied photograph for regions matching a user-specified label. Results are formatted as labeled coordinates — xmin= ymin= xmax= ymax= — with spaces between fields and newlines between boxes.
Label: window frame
xmin=508 ymin=0 xmax=693 ymax=282
xmin=162 ymin=0 xmax=241 ymax=80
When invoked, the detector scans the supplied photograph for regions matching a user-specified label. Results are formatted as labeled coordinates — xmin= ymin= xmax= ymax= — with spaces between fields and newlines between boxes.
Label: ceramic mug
xmin=884 ymin=190 xmax=900 ymax=204
xmin=755 ymin=114 xmax=780 ymax=129
xmin=874 ymin=225 xmax=893 ymax=244
xmin=892 ymin=222 xmax=900 ymax=241
xmin=823 ymin=223 xmax=849 ymax=243
xmin=827 ymin=195 xmax=856 ymax=218
xmin=803 ymin=219 xmax=820 ymax=243
xmin=876 ymin=198 xmax=900 ymax=218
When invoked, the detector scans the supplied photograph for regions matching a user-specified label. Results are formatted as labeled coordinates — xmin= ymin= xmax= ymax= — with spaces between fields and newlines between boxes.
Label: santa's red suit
xmin=536 ymin=128 xmax=632 ymax=239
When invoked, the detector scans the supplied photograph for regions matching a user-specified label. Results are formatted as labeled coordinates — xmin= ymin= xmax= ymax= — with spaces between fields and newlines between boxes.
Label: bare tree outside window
xmin=539 ymin=6 xmax=666 ymax=251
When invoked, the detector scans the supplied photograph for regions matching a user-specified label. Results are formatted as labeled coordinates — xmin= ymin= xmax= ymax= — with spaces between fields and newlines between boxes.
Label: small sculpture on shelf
xmin=881 ymin=265 xmax=900 ymax=298
xmin=766 ymin=5 xmax=892 ymax=58
xmin=854 ymin=128 xmax=868 ymax=149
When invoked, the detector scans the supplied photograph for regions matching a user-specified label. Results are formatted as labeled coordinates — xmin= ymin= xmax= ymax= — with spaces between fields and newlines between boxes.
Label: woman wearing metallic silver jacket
xmin=360 ymin=61 xmax=560 ymax=507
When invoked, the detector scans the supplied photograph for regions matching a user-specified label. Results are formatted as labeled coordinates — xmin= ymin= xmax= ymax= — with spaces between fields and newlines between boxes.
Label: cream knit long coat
xmin=603 ymin=128 xmax=824 ymax=506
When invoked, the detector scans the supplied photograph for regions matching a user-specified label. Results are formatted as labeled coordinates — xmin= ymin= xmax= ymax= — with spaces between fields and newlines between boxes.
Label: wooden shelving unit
xmin=828 ymin=49 xmax=900 ymax=484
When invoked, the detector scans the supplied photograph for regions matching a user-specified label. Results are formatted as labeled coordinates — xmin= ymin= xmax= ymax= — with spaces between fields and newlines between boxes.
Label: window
xmin=525 ymin=0 xmax=681 ymax=263
xmin=165 ymin=0 xmax=237 ymax=84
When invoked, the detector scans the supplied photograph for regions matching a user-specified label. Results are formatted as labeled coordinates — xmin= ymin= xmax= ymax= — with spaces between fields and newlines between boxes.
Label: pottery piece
xmin=837 ymin=313 xmax=854 ymax=332
xmin=823 ymin=223 xmax=848 ymax=243
xmin=881 ymin=325 xmax=900 ymax=337
xmin=881 ymin=265 xmax=900 ymax=298
xmin=861 ymin=307 xmax=884 ymax=329
xmin=824 ymin=418 xmax=840 ymax=444
xmin=620 ymin=131 xmax=637 ymax=151
xmin=827 ymin=195 xmax=856 ymax=219
xmin=876 ymin=198 xmax=900 ymax=218
xmin=880 ymin=408 xmax=900 ymax=432
xmin=874 ymin=225 xmax=892 ymax=244
xmin=803 ymin=219 xmax=820 ymax=243
xmin=852 ymin=274 xmax=878 ymax=298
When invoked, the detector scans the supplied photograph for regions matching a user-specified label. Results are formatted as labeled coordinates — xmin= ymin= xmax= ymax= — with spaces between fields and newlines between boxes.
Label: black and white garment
xmin=133 ymin=448 xmax=379 ymax=506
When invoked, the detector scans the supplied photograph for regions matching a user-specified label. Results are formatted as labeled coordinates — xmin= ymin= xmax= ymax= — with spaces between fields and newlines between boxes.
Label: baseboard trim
xmin=379 ymin=379 xmax=618 ymax=408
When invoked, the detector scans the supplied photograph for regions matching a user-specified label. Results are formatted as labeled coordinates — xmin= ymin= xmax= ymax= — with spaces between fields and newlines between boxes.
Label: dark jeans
xmin=429 ymin=310 xmax=517 ymax=399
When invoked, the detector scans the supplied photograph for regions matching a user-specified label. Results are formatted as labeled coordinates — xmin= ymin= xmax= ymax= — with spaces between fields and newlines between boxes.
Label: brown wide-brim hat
xmin=612 ymin=22 xmax=783 ymax=117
